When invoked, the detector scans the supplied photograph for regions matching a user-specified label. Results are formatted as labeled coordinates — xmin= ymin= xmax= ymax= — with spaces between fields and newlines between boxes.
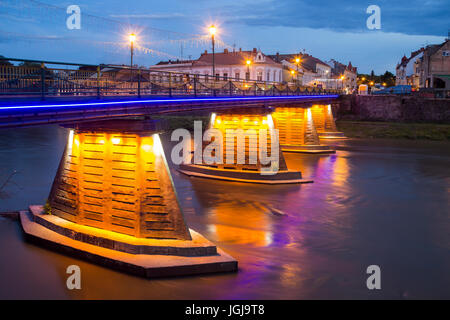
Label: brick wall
xmin=336 ymin=95 xmax=450 ymax=123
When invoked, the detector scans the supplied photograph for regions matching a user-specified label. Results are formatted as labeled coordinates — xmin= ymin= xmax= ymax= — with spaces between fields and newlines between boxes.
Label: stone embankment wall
xmin=336 ymin=95 xmax=450 ymax=123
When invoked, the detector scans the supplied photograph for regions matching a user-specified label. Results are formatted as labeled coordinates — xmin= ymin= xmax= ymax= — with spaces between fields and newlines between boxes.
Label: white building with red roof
xmin=150 ymin=48 xmax=283 ymax=82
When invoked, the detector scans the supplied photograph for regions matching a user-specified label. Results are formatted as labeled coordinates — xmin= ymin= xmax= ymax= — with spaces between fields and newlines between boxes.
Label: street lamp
xmin=209 ymin=25 xmax=216 ymax=80
xmin=294 ymin=57 xmax=301 ymax=83
xmin=340 ymin=75 xmax=345 ymax=91
xmin=290 ymin=70 xmax=296 ymax=82
xmin=246 ymin=59 xmax=251 ymax=80
xmin=129 ymin=33 xmax=136 ymax=85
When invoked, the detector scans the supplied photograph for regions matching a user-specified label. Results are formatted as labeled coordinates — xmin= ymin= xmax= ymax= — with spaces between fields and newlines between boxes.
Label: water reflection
xmin=0 ymin=127 xmax=449 ymax=299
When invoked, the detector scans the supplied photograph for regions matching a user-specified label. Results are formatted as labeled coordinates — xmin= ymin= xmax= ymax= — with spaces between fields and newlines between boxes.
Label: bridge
xmin=0 ymin=58 xmax=339 ymax=128
xmin=3 ymin=57 xmax=343 ymax=277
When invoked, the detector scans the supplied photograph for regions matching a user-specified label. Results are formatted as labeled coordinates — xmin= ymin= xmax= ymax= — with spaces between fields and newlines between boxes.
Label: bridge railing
xmin=0 ymin=58 xmax=342 ymax=99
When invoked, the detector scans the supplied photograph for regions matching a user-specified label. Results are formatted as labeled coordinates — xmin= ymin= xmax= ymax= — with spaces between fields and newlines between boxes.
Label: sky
xmin=0 ymin=0 xmax=448 ymax=73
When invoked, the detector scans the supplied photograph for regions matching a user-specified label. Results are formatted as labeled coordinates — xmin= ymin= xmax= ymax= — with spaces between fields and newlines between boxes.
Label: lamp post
xmin=290 ymin=70 xmax=295 ymax=83
xmin=246 ymin=59 xmax=251 ymax=81
xmin=295 ymin=57 xmax=300 ymax=84
xmin=209 ymin=25 xmax=216 ymax=81
xmin=129 ymin=33 xmax=136 ymax=87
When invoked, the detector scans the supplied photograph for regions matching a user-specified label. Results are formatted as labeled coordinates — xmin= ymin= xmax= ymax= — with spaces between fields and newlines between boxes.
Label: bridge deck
xmin=0 ymin=94 xmax=338 ymax=128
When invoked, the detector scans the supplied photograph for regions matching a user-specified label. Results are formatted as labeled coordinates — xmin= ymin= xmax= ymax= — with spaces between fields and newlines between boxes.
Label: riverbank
xmin=155 ymin=115 xmax=450 ymax=141
xmin=336 ymin=120 xmax=450 ymax=141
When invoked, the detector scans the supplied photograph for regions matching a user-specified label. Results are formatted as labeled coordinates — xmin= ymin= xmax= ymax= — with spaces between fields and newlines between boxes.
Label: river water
xmin=0 ymin=125 xmax=449 ymax=299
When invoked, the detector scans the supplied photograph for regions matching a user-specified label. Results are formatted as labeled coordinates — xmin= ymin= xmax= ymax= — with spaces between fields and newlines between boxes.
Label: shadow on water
xmin=0 ymin=127 xmax=449 ymax=299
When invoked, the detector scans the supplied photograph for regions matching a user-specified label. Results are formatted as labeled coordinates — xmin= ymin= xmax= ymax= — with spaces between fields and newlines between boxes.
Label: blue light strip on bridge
xmin=0 ymin=95 xmax=338 ymax=111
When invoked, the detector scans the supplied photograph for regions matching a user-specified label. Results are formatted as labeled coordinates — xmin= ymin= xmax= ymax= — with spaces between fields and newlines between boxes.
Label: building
xmin=269 ymin=53 xmax=332 ymax=87
xmin=150 ymin=48 xmax=283 ymax=82
xmin=326 ymin=59 xmax=358 ymax=92
xmin=417 ymin=39 xmax=450 ymax=89
xmin=395 ymin=48 xmax=424 ymax=88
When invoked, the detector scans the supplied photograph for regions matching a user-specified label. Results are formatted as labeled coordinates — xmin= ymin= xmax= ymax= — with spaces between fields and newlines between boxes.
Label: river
xmin=0 ymin=125 xmax=449 ymax=299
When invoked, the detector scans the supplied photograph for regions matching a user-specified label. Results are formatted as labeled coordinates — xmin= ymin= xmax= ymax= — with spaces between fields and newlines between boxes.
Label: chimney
xmin=203 ymin=50 xmax=208 ymax=55
xmin=252 ymin=48 xmax=257 ymax=53
xmin=239 ymin=48 xmax=242 ymax=52
xmin=224 ymin=48 xmax=229 ymax=54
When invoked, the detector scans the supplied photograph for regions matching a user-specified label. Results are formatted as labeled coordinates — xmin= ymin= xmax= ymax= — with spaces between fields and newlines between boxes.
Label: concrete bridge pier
xmin=271 ymin=106 xmax=335 ymax=154
xmin=178 ymin=110 xmax=312 ymax=184
xmin=20 ymin=119 xmax=237 ymax=278
xmin=311 ymin=104 xmax=346 ymax=139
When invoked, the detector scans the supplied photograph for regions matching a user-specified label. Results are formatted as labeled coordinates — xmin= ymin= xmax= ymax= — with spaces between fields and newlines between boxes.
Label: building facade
xmin=150 ymin=48 xmax=283 ymax=83
xmin=395 ymin=49 xmax=424 ymax=88
xmin=417 ymin=39 xmax=450 ymax=89
xmin=269 ymin=53 xmax=332 ymax=87
xmin=326 ymin=59 xmax=358 ymax=92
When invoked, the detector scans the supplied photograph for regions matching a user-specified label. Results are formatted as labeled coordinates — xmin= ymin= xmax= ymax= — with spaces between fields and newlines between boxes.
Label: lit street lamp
xmin=294 ymin=57 xmax=301 ymax=83
xmin=129 ymin=33 xmax=136 ymax=85
xmin=290 ymin=70 xmax=296 ymax=82
xmin=246 ymin=59 xmax=251 ymax=80
xmin=209 ymin=25 xmax=216 ymax=80
xmin=340 ymin=75 xmax=345 ymax=91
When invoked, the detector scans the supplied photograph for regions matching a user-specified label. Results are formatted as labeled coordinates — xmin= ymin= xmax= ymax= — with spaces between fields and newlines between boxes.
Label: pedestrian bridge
xmin=0 ymin=57 xmax=340 ymax=128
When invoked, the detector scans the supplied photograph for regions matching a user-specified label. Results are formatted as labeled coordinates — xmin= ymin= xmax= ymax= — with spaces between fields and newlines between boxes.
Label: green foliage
xmin=358 ymin=70 xmax=396 ymax=87
xmin=336 ymin=121 xmax=450 ymax=141
xmin=151 ymin=115 xmax=209 ymax=131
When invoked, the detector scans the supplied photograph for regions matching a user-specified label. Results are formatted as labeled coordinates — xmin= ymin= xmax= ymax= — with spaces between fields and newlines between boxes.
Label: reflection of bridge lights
xmin=99 ymin=139 xmax=105 ymax=144
xmin=111 ymin=137 xmax=121 ymax=144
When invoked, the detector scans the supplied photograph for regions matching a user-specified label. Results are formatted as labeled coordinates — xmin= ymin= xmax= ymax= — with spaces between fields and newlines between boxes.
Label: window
xmin=235 ymin=72 xmax=240 ymax=80
xmin=267 ymin=72 xmax=270 ymax=81
xmin=215 ymin=73 xmax=220 ymax=80
xmin=443 ymin=51 xmax=450 ymax=56
xmin=223 ymin=73 xmax=228 ymax=80
xmin=245 ymin=72 xmax=250 ymax=80
xmin=257 ymin=71 xmax=262 ymax=81
xmin=204 ymin=72 xmax=209 ymax=82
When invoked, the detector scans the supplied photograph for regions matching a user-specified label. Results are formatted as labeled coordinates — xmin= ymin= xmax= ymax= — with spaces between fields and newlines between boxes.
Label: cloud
xmin=216 ymin=0 xmax=449 ymax=37
xmin=109 ymin=13 xmax=187 ymax=19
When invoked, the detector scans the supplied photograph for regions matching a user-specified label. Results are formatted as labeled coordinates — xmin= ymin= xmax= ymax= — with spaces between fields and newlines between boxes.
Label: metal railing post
xmin=137 ymin=69 xmax=141 ymax=98
xmin=229 ymin=81 xmax=232 ymax=96
xmin=40 ymin=63 xmax=45 ymax=100
xmin=96 ymin=65 xmax=100 ymax=99
xmin=194 ymin=76 xmax=197 ymax=97
xmin=169 ymin=73 xmax=172 ymax=97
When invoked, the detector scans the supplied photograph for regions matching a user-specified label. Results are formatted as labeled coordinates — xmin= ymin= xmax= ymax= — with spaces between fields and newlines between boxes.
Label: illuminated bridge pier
xmin=20 ymin=119 xmax=237 ymax=278
xmin=272 ymin=107 xmax=335 ymax=154
xmin=178 ymin=110 xmax=313 ymax=184
xmin=311 ymin=104 xmax=347 ymax=139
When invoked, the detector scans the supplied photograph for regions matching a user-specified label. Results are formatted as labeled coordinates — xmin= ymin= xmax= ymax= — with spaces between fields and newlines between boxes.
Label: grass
xmin=152 ymin=115 xmax=209 ymax=131
xmin=336 ymin=120 xmax=450 ymax=141
xmin=153 ymin=115 xmax=450 ymax=141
